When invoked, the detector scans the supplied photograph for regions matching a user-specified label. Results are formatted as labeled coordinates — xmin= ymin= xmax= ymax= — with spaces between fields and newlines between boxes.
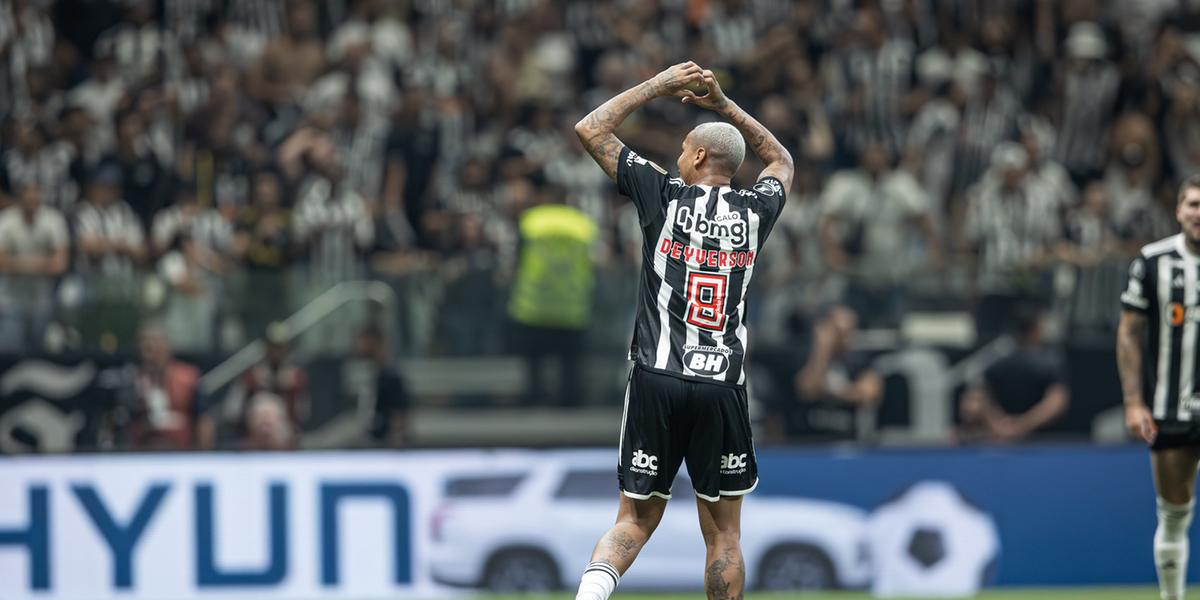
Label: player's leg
xmin=576 ymin=494 xmax=668 ymax=600
xmin=696 ymin=495 xmax=745 ymax=600
xmin=576 ymin=367 xmax=682 ymax=600
xmin=1151 ymin=444 xmax=1200 ymax=600
xmin=686 ymin=383 xmax=757 ymax=600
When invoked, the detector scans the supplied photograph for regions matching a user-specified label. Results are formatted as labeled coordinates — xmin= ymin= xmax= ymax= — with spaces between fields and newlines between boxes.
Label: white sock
xmin=576 ymin=561 xmax=620 ymax=600
xmin=1156 ymin=497 xmax=1194 ymax=600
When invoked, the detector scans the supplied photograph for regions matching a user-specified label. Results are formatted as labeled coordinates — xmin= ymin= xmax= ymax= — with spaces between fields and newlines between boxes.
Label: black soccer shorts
xmin=617 ymin=364 xmax=758 ymax=502
xmin=1151 ymin=420 xmax=1200 ymax=451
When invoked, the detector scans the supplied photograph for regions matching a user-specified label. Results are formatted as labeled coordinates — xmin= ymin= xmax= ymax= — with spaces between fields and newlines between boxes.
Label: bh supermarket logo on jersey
xmin=684 ymin=345 xmax=731 ymax=376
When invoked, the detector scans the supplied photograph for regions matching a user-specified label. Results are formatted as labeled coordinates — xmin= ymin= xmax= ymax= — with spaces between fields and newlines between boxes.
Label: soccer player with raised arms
xmin=1119 ymin=175 xmax=1200 ymax=600
xmin=572 ymin=62 xmax=793 ymax=600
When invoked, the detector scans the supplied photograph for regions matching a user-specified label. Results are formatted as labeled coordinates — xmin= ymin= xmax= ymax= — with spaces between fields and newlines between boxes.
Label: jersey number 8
xmin=686 ymin=272 xmax=728 ymax=331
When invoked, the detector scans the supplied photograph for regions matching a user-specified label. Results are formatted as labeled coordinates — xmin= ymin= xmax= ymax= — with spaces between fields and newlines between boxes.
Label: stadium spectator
xmin=507 ymin=184 xmax=597 ymax=406
xmin=1105 ymin=111 xmax=1169 ymax=244
xmin=818 ymin=141 xmax=939 ymax=328
xmin=957 ymin=307 xmax=1069 ymax=443
xmin=232 ymin=167 xmax=293 ymax=336
xmin=1052 ymin=22 xmax=1120 ymax=181
xmin=152 ymin=182 xmax=235 ymax=352
xmin=952 ymin=57 xmax=1024 ymax=199
xmin=1059 ymin=180 xmax=1124 ymax=265
xmin=290 ymin=129 xmax=374 ymax=351
xmin=170 ymin=44 xmax=213 ymax=119
xmin=0 ymin=182 xmax=69 ymax=352
xmin=222 ymin=322 xmax=308 ymax=444
xmin=1165 ymin=76 xmax=1200 ymax=182
xmin=67 ymin=52 xmax=124 ymax=156
xmin=112 ymin=109 xmax=169 ymax=227
xmin=1020 ymin=117 xmax=1078 ymax=215
xmin=1 ymin=0 xmax=55 ymax=101
xmin=2 ymin=118 xmax=76 ymax=211
xmin=119 ymin=322 xmax=212 ymax=451
xmin=152 ymin=179 xmax=235 ymax=263
xmin=358 ymin=324 xmax=409 ymax=447
xmin=962 ymin=142 xmax=1061 ymax=340
xmin=94 ymin=0 xmax=175 ymax=87
xmin=436 ymin=212 xmax=504 ymax=355
xmin=380 ymin=87 xmax=439 ymax=249
xmin=74 ymin=161 xmax=146 ymax=275
xmin=906 ymin=54 xmax=963 ymax=216
xmin=779 ymin=305 xmax=883 ymax=443
xmin=240 ymin=391 xmax=296 ymax=450
xmin=823 ymin=5 xmax=917 ymax=160
xmin=247 ymin=0 xmax=324 ymax=112
xmin=11 ymin=65 xmax=65 ymax=131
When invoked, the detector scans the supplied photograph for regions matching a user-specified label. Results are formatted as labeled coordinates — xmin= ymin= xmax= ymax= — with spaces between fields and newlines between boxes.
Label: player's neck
xmin=1185 ymin=235 xmax=1200 ymax=258
xmin=690 ymin=175 xmax=732 ymax=187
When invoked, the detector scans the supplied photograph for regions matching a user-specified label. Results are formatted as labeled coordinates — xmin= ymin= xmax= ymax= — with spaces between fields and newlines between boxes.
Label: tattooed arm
xmin=680 ymin=70 xmax=795 ymax=192
xmin=575 ymin=62 xmax=705 ymax=180
xmin=1117 ymin=309 xmax=1157 ymax=444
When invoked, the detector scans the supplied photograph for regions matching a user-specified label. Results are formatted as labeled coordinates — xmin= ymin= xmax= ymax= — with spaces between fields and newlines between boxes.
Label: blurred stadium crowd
xmin=2 ymin=0 xmax=1200 ymax=451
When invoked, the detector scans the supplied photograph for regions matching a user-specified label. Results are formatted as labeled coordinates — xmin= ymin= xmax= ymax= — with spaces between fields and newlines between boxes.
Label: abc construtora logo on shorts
xmin=630 ymin=449 xmax=659 ymax=476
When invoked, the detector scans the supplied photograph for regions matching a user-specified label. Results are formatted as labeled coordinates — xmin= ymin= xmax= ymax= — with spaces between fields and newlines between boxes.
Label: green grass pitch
xmin=481 ymin=589 xmax=1160 ymax=600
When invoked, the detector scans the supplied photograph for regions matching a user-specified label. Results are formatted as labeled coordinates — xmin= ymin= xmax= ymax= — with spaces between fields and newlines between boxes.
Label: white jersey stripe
xmin=736 ymin=205 xmax=762 ymax=385
xmin=682 ymin=188 xmax=710 ymax=377
xmin=654 ymin=202 xmax=679 ymax=369
xmin=617 ymin=371 xmax=632 ymax=462
xmin=710 ymin=187 xmax=734 ymax=376
xmin=1182 ymin=262 xmax=1199 ymax=421
xmin=1155 ymin=258 xmax=1175 ymax=419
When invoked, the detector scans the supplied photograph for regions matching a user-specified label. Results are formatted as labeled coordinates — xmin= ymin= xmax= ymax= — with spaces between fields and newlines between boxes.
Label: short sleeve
xmin=1120 ymin=256 xmax=1152 ymax=313
xmin=750 ymin=176 xmax=788 ymax=222
xmin=616 ymin=147 xmax=680 ymax=226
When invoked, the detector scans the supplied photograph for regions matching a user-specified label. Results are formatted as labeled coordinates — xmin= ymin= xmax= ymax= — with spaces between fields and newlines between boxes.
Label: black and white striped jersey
xmin=617 ymin=147 xmax=786 ymax=387
xmin=1121 ymin=234 xmax=1200 ymax=422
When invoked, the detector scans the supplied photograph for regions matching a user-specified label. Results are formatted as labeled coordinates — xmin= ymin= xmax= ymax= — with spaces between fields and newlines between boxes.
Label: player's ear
xmin=694 ymin=147 xmax=706 ymax=169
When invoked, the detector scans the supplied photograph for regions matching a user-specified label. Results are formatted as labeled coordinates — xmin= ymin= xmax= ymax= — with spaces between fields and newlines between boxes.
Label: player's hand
xmin=679 ymin=69 xmax=729 ymax=112
xmin=650 ymin=62 xmax=705 ymax=98
xmin=1125 ymin=403 xmax=1158 ymax=445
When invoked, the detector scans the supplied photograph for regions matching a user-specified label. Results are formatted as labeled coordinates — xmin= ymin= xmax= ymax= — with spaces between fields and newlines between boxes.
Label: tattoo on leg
xmin=705 ymin=548 xmax=744 ymax=600
xmin=596 ymin=528 xmax=642 ymax=564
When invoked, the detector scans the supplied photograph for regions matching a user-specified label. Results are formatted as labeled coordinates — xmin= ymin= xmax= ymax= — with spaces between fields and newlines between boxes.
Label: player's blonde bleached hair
xmin=690 ymin=122 xmax=746 ymax=176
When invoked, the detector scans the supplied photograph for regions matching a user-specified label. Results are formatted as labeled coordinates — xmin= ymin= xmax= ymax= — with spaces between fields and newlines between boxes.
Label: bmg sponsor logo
xmin=675 ymin=206 xmax=748 ymax=246
xmin=630 ymin=449 xmax=659 ymax=476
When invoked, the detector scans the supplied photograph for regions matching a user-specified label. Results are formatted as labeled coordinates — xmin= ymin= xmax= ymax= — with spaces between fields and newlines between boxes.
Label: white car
xmin=428 ymin=450 xmax=869 ymax=592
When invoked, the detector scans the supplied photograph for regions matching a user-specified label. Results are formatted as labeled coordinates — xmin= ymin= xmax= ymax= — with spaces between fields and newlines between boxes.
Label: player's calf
xmin=1156 ymin=497 xmax=1195 ymax=600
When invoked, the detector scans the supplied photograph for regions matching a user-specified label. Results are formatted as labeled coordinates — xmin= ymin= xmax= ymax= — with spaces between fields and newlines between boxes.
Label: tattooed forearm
xmin=575 ymin=80 xmax=661 ymax=180
xmin=1117 ymin=312 xmax=1146 ymax=406
xmin=719 ymin=100 xmax=792 ymax=169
